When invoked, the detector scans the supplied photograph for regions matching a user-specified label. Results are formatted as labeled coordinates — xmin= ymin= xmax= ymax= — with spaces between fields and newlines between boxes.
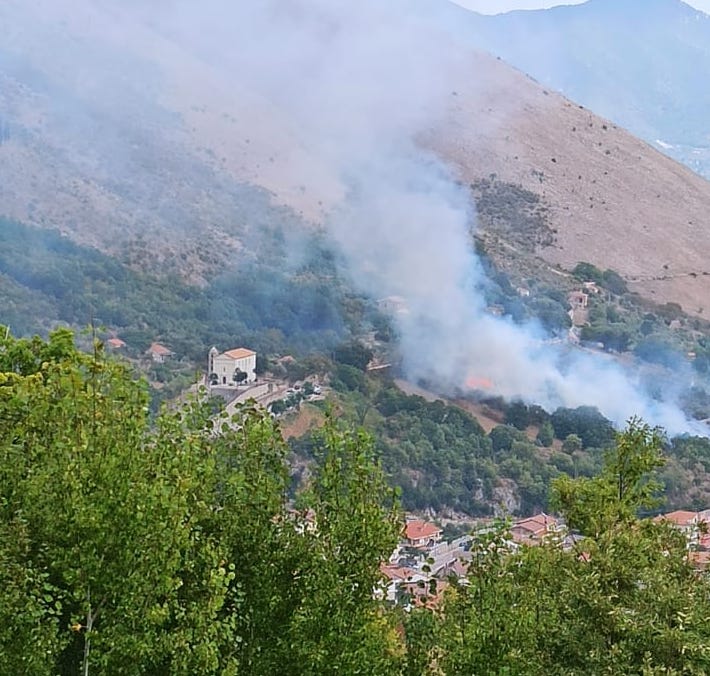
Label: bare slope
xmin=3 ymin=2 xmax=710 ymax=316
xmin=428 ymin=50 xmax=710 ymax=316
xmin=445 ymin=0 xmax=710 ymax=178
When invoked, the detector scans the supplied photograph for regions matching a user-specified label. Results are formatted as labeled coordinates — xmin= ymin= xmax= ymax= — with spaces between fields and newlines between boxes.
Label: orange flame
xmin=465 ymin=375 xmax=493 ymax=390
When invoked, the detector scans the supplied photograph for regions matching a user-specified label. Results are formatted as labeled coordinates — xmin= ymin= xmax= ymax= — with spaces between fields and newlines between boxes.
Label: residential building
xmin=404 ymin=519 xmax=442 ymax=549
xmin=209 ymin=346 xmax=257 ymax=386
xmin=147 ymin=342 xmax=173 ymax=363
xmin=106 ymin=337 xmax=126 ymax=350
xmin=568 ymin=291 xmax=589 ymax=309
xmin=510 ymin=513 xmax=562 ymax=546
xmin=654 ymin=510 xmax=706 ymax=547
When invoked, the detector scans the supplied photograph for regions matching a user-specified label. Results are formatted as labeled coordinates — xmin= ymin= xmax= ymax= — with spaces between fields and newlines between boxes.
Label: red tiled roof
xmin=513 ymin=513 xmax=558 ymax=535
xmin=654 ymin=510 xmax=698 ymax=526
xmin=148 ymin=342 xmax=172 ymax=356
xmin=223 ymin=348 xmax=256 ymax=360
xmin=106 ymin=338 xmax=126 ymax=348
xmin=404 ymin=520 xmax=441 ymax=541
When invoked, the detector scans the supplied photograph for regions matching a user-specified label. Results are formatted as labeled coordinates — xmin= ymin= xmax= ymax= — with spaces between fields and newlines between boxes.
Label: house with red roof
xmin=403 ymin=519 xmax=442 ymax=549
xmin=654 ymin=510 xmax=708 ymax=547
xmin=106 ymin=337 xmax=126 ymax=350
xmin=208 ymin=346 xmax=257 ymax=386
xmin=511 ymin=513 xmax=562 ymax=546
xmin=147 ymin=342 xmax=173 ymax=363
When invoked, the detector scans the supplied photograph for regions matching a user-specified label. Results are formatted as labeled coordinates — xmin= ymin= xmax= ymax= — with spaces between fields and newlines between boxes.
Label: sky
xmin=452 ymin=0 xmax=710 ymax=14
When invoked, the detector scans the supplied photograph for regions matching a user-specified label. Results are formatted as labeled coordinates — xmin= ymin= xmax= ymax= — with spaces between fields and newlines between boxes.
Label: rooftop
xmin=404 ymin=520 xmax=442 ymax=542
xmin=654 ymin=510 xmax=699 ymax=526
xmin=148 ymin=342 xmax=172 ymax=356
xmin=512 ymin=513 xmax=558 ymax=535
xmin=223 ymin=348 xmax=257 ymax=360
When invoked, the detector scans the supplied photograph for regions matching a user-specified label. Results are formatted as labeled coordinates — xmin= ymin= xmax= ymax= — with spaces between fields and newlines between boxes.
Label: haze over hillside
xmin=2 ymin=0 xmax=710 ymax=430
xmin=447 ymin=0 xmax=710 ymax=177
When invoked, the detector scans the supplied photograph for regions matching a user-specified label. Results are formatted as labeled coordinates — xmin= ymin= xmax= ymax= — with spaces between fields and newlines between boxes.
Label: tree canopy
xmin=0 ymin=328 xmax=400 ymax=674
xmin=3 ymin=330 xmax=710 ymax=674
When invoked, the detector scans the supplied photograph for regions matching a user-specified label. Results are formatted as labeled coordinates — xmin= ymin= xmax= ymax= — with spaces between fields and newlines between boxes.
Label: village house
xmin=654 ymin=510 xmax=708 ymax=548
xmin=403 ymin=519 xmax=442 ymax=550
xmin=568 ymin=290 xmax=590 ymax=327
xmin=510 ymin=513 xmax=563 ymax=546
xmin=378 ymin=564 xmax=425 ymax=605
xmin=106 ymin=337 xmax=126 ymax=350
xmin=147 ymin=342 xmax=173 ymax=363
xmin=208 ymin=346 xmax=257 ymax=386
xmin=568 ymin=290 xmax=589 ymax=309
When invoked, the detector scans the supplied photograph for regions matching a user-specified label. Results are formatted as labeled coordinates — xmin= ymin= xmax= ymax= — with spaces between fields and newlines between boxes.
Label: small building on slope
xmin=208 ymin=346 xmax=257 ymax=386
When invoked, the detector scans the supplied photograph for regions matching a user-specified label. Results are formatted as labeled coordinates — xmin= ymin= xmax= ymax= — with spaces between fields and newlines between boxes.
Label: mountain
xmin=426 ymin=48 xmax=710 ymax=317
xmin=444 ymin=0 xmax=710 ymax=178
xmin=3 ymin=0 xmax=710 ymax=321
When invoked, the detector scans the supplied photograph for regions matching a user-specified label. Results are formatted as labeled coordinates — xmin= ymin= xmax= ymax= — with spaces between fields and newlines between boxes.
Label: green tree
xmin=0 ymin=330 xmax=404 ymax=674
xmin=439 ymin=419 xmax=710 ymax=674
xmin=572 ymin=261 xmax=604 ymax=284
xmin=283 ymin=420 xmax=402 ymax=675
xmin=561 ymin=433 xmax=582 ymax=454
xmin=0 ymin=331 xmax=241 ymax=674
xmin=552 ymin=418 xmax=666 ymax=536
xmin=536 ymin=420 xmax=554 ymax=447
xmin=333 ymin=341 xmax=373 ymax=371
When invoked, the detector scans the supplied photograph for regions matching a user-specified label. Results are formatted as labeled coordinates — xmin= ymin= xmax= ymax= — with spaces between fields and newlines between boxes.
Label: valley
xmin=5 ymin=1 xmax=710 ymax=672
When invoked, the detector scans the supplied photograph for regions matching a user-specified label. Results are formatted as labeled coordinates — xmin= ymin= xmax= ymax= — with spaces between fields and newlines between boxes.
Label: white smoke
xmin=155 ymin=0 xmax=702 ymax=434
xmin=7 ymin=0 xmax=703 ymax=434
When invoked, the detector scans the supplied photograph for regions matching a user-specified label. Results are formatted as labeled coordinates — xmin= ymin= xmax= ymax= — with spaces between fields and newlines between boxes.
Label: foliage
xmin=536 ymin=420 xmax=554 ymax=447
xmin=0 ymin=219 xmax=364 ymax=364
xmin=552 ymin=418 xmax=666 ymax=536
xmin=0 ymin=330 xmax=402 ymax=674
xmin=333 ymin=340 xmax=374 ymax=371
xmin=437 ymin=420 xmax=710 ymax=675
xmin=573 ymin=261 xmax=604 ymax=285
xmin=550 ymin=405 xmax=615 ymax=449
xmin=471 ymin=177 xmax=555 ymax=252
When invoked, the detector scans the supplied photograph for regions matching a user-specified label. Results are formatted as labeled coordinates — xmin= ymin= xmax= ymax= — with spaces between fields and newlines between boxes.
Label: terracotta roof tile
xmin=404 ymin=520 xmax=441 ymax=541
xmin=148 ymin=342 xmax=172 ymax=356
xmin=223 ymin=348 xmax=256 ymax=360
xmin=654 ymin=510 xmax=698 ymax=526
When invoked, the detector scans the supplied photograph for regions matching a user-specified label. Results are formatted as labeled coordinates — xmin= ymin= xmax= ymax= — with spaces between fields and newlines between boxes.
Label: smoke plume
xmin=4 ymin=0 xmax=704 ymax=434
xmin=165 ymin=0 xmax=697 ymax=433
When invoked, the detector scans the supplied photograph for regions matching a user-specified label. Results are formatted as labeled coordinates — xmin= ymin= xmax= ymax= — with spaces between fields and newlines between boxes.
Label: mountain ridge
xmin=2 ymin=1 xmax=710 ymax=317
xmin=447 ymin=0 xmax=710 ymax=176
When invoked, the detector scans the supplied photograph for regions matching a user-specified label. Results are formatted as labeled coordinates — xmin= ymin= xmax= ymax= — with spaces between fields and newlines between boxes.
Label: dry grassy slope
xmin=430 ymin=50 xmax=710 ymax=317
xmin=0 ymin=0 xmax=334 ymax=280
xmin=3 ymin=2 xmax=710 ymax=316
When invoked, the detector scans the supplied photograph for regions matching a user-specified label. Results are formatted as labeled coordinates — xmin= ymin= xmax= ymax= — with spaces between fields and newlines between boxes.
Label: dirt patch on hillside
xmin=279 ymin=404 xmax=326 ymax=441
xmin=394 ymin=378 xmax=505 ymax=433
xmin=452 ymin=399 xmax=505 ymax=434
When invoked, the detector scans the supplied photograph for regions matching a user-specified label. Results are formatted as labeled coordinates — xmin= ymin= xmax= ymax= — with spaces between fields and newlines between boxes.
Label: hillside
xmin=445 ymin=0 xmax=710 ymax=177
xmin=426 ymin=48 xmax=710 ymax=316
xmin=3 ymin=1 xmax=710 ymax=321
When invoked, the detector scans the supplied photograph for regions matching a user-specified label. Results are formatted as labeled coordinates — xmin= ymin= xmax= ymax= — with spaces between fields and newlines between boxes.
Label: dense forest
xmin=0 ymin=218 xmax=363 ymax=361
xmin=1 ymin=329 xmax=710 ymax=674
xmin=292 ymin=354 xmax=710 ymax=517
